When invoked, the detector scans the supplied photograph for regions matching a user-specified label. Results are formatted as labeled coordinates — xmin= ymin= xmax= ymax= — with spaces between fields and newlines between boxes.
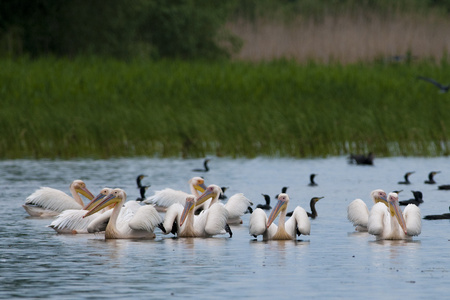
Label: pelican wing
xmin=347 ymin=199 xmax=369 ymax=229
xmin=49 ymin=209 xmax=94 ymax=233
xmin=224 ymin=193 xmax=253 ymax=219
xmin=25 ymin=187 xmax=82 ymax=212
xmin=404 ymin=204 xmax=421 ymax=236
xmin=285 ymin=206 xmax=311 ymax=236
xmin=143 ymin=188 xmax=188 ymax=207
xmin=160 ymin=203 xmax=184 ymax=234
xmin=203 ymin=203 xmax=229 ymax=236
xmin=367 ymin=202 xmax=388 ymax=236
xmin=249 ymin=208 xmax=268 ymax=237
xmin=128 ymin=205 xmax=163 ymax=232
xmin=87 ymin=210 xmax=113 ymax=233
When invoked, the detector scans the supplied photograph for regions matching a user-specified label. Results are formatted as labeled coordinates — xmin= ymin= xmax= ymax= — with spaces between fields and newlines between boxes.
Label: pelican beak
xmin=180 ymin=199 xmax=195 ymax=227
xmin=83 ymin=192 xmax=120 ymax=218
xmin=82 ymin=191 xmax=108 ymax=210
xmin=76 ymin=186 xmax=95 ymax=201
xmin=266 ymin=199 xmax=287 ymax=228
xmin=375 ymin=194 xmax=388 ymax=206
xmin=194 ymin=181 xmax=207 ymax=193
xmin=195 ymin=188 xmax=216 ymax=207
xmin=389 ymin=199 xmax=408 ymax=235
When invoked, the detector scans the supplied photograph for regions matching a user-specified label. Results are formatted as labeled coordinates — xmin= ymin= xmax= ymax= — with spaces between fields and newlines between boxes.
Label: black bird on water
xmin=399 ymin=190 xmax=423 ymax=206
xmin=256 ymin=194 xmax=272 ymax=210
xmin=136 ymin=174 xmax=150 ymax=201
xmin=417 ymin=76 xmax=449 ymax=93
xmin=308 ymin=174 xmax=318 ymax=186
xmin=438 ymin=184 xmax=450 ymax=190
xmin=274 ymin=186 xmax=288 ymax=199
xmin=219 ymin=186 xmax=229 ymax=200
xmin=398 ymin=171 xmax=414 ymax=184
xmin=423 ymin=206 xmax=450 ymax=220
xmin=287 ymin=196 xmax=324 ymax=219
xmin=425 ymin=171 xmax=440 ymax=184
xmin=136 ymin=185 xmax=150 ymax=202
xmin=136 ymin=174 xmax=147 ymax=188
xmin=192 ymin=159 xmax=210 ymax=172
xmin=348 ymin=153 xmax=374 ymax=165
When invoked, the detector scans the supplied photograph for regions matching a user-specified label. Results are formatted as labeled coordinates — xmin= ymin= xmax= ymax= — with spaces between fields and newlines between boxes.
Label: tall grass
xmin=1 ymin=57 xmax=450 ymax=159
xmin=228 ymin=11 xmax=450 ymax=64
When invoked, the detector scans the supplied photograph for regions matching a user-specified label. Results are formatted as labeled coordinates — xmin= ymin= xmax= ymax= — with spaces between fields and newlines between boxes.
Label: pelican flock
xmin=368 ymin=192 xmax=421 ymax=240
xmin=22 ymin=160 xmax=432 ymax=245
xmin=249 ymin=193 xmax=310 ymax=241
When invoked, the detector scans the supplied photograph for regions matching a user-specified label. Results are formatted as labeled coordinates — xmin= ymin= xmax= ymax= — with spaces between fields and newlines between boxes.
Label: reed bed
xmin=228 ymin=11 xmax=450 ymax=64
xmin=1 ymin=57 xmax=450 ymax=159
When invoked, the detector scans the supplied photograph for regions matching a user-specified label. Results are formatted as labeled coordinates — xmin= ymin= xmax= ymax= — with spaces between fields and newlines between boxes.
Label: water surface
xmin=1 ymin=156 xmax=449 ymax=299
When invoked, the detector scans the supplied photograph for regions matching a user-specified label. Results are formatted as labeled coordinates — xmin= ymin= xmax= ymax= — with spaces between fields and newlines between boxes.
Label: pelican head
xmin=83 ymin=188 xmax=113 ymax=210
xmin=71 ymin=180 xmax=95 ymax=200
xmin=195 ymin=184 xmax=221 ymax=206
xmin=388 ymin=192 xmax=407 ymax=234
xmin=370 ymin=189 xmax=388 ymax=206
xmin=83 ymin=188 xmax=126 ymax=218
xmin=189 ymin=177 xmax=207 ymax=193
xmin=267 ymin=193 xmax=289 ymax=228
xmin=180 ymin=196 xmax=196 ymax=226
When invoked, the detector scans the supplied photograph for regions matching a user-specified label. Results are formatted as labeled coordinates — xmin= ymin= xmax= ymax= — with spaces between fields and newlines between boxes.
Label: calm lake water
xmin=1 ymin=156 xmax=450 ymax=299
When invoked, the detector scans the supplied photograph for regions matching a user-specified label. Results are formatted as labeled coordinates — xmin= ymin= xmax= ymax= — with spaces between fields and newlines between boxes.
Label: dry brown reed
xmin=227 ymin=11 xmax=450 ymax=63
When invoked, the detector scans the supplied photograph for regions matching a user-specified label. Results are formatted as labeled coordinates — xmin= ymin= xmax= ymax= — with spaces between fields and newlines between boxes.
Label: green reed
xmin=1 ymin=57 xmax=449 ymax=159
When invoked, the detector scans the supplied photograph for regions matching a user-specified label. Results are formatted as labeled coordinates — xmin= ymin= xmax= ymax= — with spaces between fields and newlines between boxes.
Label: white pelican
xmin=195 ymin=184 xmax=253 ymax=225
xmin=83 ymin=188 xmax=162 ymax=239
xmin=158 ymin=196 xmax=231 ymax=238
xmin=143 ymin=177 xmax=207 ymax=212
xmin=347 ymin=189 xmax=388 ymax=232
xmin=23 ymin=180 xmax=95 ymax=217
xmin=249 ymin=193 xmax=310 ymax=241
xmin=368 ymin=192 xmax=421 ymax=240
xmin=48 ymin=188 xmax=115 ymax=234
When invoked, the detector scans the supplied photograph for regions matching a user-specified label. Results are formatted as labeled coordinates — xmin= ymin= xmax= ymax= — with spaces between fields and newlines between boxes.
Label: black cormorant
xmin=398 ymin=172 xmax=414 ymax=184
xmin=308 ymin=174 xmax=318 ymax=186
xmin=425 ymin=171 xmax=440 ymax=184
xmin=192 ymin=159 xmax=210 ymax=172
xmin=256 ymin=194 xmax=271 ymax=210
xmin=399 ymin=190 xmax=423 ymax=206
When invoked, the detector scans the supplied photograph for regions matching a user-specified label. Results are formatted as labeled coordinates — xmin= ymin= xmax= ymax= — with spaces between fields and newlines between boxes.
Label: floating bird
xmin=424 ymin=171 xmax=440 ymax=184
xmin=192 ymin=159 xmax=210 ymax=172
xmin=48 ymin=188 xmax=115 ymax=234
xmin=348 ymin=153 xmax=374 ymax=165
xmin=136 ymin=174 xmax=147 ymax=188
xmin=417 ymin=76 xmax=449 ymax=93
xmin=399 ymin=190 xmax=423 ymax=206
xmin=195 ymin=184 xmax=253 ymax=225
xmin=83 ymin=188 xmax=162 ymax=239
xmin=256 ymin=194 xmax=271 ymax=210
xmin=347 ymin=189 xmax=388 ymax=232
xmin=143 ymin=177 xmax=207 ymax=212
xmin=398 ymin=171 xmax=414 ymax=184
xmin=136 ymin=185 xmax=150 ymax=201
xmin=218 ymin=186 xmax=229 ymax=200
xmin=249 ymin=193 xmax=310 ymax=241
xmin=286 ymin=196 xmax=324 ymax=219
xmin=423 ymin=206 xmax=450 ymax=220
xmin=275 ymin=186 xmax=288 ymax=199
xmin=158 ymin=196 xmax=232 ymax=238
xmin=308 ymin=174 xmax=318 ymax=186
xmin=438 ymin=184 xmax=450 ymax=190
xmin=23 ymin=180 xmax=95 ymax=218
xmin=368 ymin=192 xmax=421 ymax=240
